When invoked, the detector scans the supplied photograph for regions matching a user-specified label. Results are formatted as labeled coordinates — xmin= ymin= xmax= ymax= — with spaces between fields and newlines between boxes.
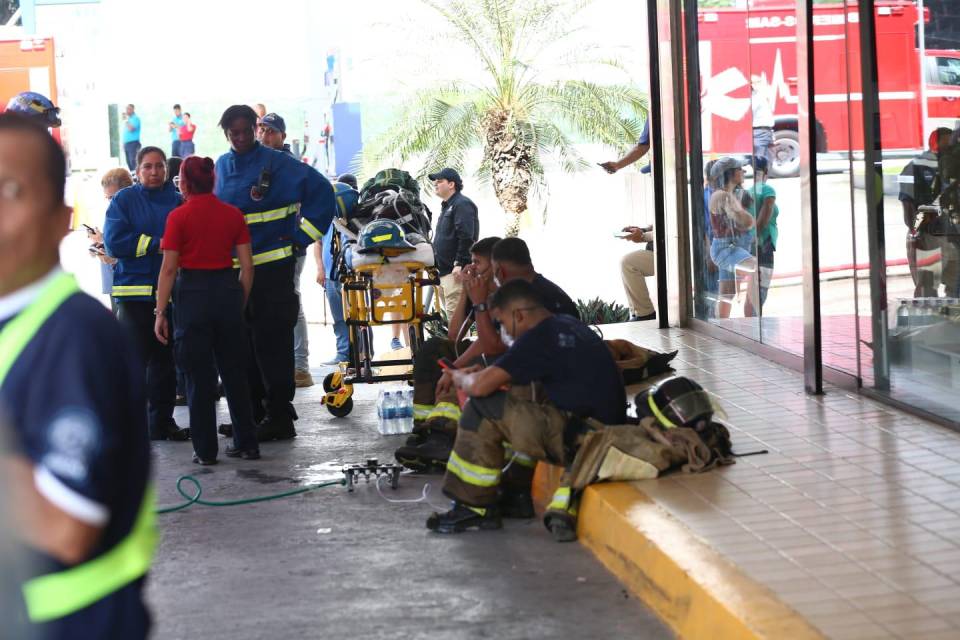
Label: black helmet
xmin=356 ymin=219 xmax=414 ymax=256
xmin=636 ymin=376 xmax=722 ymax=430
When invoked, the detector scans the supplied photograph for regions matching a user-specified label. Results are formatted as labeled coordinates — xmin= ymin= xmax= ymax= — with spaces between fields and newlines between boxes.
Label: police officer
xmin=154 ymin=156 xmax=260 ymax=464
xmin=214 ymin=105 xmax=337 ymax=441
xmin=0 ymin=113 xmax=154 ymax=638
xmin=104 ymin=146 xmax=189 ymax=441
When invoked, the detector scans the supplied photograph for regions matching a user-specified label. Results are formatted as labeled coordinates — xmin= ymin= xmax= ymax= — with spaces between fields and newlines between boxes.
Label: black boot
xmin=151 ymin=421 xmax=190 ymax=441
xmin=255 ymin=416 xmax=296 ymax=442
xmin=499 ymin=491 xmax=535 ymax=519
xmin=426 ymin=502 xmax=502 ymax=533
xmin=225 ymin=445 xmax=261 ymax=460
xmin=218 ymin=423 xmax=233 ymax=437
xmin=544 ymin=512 xmax=578 ymax=543
xmin=395 ymin=431 xmax=453 ymax=473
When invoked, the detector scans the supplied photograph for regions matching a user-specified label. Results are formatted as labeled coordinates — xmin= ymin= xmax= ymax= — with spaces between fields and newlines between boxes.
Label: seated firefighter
xmin=395 ymin=237 xmax=580 ymax=476
xmin=426 ymin=279 xmax=627 ymax=539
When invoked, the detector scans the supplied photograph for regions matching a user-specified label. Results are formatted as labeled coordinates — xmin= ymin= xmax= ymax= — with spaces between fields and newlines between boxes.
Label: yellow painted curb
xmin=577 ymin=482 xmax=826 ymax=640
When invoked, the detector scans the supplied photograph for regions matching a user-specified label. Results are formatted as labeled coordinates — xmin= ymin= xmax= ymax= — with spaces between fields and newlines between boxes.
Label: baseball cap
xmin=428 ymin=167 xmax=462 ymax=186
xmin=259 ymin=113 xmax=286 ymax=134
xmin=708 ymin=156 xmax=747 ymax=182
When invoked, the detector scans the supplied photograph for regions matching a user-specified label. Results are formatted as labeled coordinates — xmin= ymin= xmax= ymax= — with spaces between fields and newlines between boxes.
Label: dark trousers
xmin=123 ymin=140 xmax=141 ymax=171
xmin=174 ymin=269 xmax=258 ymax=460
xmin=171 ymin=140 xmax=182 ymax=158
xmin=117 ymin=299 xmax=176 ymax=437
xmin=247 ymin=259 xmax=299 ymax=423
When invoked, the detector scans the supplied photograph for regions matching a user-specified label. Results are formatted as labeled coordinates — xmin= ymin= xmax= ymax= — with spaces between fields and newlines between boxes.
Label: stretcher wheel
xmin=327 ymin=397 xmax=354 ymax=418
xmin=322 ymin=372 xmax=339 ymax=393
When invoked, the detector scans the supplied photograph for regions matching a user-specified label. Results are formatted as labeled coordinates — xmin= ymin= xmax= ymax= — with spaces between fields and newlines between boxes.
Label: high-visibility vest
xmin=0 ymin=271 xmax=157 ymax=623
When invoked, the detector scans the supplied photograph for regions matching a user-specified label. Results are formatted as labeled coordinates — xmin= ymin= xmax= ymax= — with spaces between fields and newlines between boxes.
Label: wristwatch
xmin=474 ymin=302 xmax=488 ymax=313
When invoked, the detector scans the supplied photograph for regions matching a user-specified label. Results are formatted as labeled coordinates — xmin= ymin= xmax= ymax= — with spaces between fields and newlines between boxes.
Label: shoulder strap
xmin=0 ymin=272 xmax=79 ymax=388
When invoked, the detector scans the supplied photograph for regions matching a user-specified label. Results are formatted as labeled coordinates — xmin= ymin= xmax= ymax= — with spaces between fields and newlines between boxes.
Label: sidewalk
xmin=582 ymin=323 xmax=960 ymax=639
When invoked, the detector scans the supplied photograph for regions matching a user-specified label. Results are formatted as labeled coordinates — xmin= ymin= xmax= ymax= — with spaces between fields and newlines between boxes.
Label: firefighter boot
xmin=544 ymin=512 xmax=578 ymax=543
xmin=426 ymin=503 xmax=502 ymax=533
xmin=499 ymin=491 xmax=535 ymax=519
xmin=395 ymin=430 xmax=454 ymax=473
xmin=255 ymin=415 xmax=297 ymax=442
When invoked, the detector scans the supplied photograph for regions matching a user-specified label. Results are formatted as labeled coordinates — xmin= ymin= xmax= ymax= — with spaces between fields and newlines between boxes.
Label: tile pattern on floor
xmin=602 ymin=324 xmax=960 ymax=640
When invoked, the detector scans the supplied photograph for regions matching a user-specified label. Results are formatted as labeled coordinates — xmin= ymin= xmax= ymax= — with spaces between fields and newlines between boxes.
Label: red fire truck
xmin=697 ymin=0 xmax=960 ymax=177
xmin=0 ymin=36 xmax=59 ymax=140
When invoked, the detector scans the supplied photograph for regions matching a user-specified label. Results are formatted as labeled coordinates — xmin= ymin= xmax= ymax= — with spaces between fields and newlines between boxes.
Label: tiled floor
xmin=603 ymin=323 xmax=960 ymax=640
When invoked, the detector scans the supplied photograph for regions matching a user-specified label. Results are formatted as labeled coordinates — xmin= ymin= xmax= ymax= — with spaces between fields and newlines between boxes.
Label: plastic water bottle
xmin=896 ymin=300 xmax=909 ymax=328
xmin=383 ymin=392 xmax=398 ymax=435
xmin=398 ymin=389 xmax=414 ymax=434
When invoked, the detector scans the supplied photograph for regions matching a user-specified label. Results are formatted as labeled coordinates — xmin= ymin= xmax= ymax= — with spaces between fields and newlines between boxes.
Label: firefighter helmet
xmin=5 ymin=91 xmax=61 ymax=128
xmin=333 ymin=180 xmax=359 ymax=218
xmin=636 ymin=375 xmax=724 ymax=430
xmin=356 ymin=219 xmax=414 ymax=256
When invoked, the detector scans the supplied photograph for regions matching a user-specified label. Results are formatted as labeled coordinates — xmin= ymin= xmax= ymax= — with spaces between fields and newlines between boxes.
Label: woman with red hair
xmin=153 ymin=156 xmax=260 ymax=464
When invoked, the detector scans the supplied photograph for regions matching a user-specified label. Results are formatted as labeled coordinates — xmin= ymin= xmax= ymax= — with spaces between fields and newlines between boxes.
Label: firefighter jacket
xmin=104 ymin=182 xmax=181 ymax=301
xmin=214 ymin=142 xmax=337 ymax=266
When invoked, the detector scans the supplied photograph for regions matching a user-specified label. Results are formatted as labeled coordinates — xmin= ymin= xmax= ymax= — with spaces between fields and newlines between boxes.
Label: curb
xmin=577 ymin=482 xmax=826 ymax=640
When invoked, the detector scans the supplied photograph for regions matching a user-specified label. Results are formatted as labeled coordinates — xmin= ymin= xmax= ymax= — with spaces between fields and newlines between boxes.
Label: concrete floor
xmin=147 ymin=367 xmax=673 ymax=640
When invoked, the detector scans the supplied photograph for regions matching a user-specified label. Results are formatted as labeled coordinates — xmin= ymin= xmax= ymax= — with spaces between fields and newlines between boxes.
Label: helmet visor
xmin=652 ymin=390 xmax=726 ymax=427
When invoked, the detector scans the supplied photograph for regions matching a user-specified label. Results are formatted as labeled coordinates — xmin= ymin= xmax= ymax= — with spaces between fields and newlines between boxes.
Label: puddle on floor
xmin=296 ymin=460 xmax=345 ymax=484
xmin=234 ymin=468 xmax=299 ymax=485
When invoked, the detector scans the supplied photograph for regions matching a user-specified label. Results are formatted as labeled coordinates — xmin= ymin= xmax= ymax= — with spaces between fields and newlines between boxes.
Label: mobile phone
xmin=438 ymin=357 xmax=457 ymax=371
xmin=82 ymin=223 xmax=96 ymax=233
xmin=614 ymin=232 xmax=631 ymax=238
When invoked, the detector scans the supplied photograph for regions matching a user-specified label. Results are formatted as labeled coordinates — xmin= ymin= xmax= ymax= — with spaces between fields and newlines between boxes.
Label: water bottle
xmin=896 ymin=300 xmax=909 ymax=328
xmin=399 ymin=388 xmax=414 ymax=434
xmin=378 ymin=391 xmax=391 ymax=435
xmin=383 ymin=392 xmax=398 ymax=435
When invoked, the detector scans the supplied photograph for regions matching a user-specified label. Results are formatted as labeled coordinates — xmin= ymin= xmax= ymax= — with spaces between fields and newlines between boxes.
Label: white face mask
xmin=499 ymin=324 xmax=515 ymax=347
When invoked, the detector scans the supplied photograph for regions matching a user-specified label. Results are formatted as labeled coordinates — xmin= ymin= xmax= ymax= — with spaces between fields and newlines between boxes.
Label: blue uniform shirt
xmin=214 ymin=142 xmax=337 ymax=263
xmin=0 ymin=272 xmax=151 ymax=639
xmin=495 ymin=314 xmax=627 ymax=425
xmin=104 ymin=182 xmax=181 ymax=301
xmin=123 ymin=114 xmax=141 ymax=144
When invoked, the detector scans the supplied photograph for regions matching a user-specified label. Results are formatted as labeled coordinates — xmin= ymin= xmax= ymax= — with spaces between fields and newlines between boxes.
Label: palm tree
xmin=364 ymin=0 xmax=648 ymax=236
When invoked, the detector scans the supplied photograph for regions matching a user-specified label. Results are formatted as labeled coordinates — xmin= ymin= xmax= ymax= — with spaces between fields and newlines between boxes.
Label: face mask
xmin=499 ymin=324 xmax=515 ymax=347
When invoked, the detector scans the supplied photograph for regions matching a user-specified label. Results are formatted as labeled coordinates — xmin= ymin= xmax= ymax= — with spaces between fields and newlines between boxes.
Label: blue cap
xmin=259 ymin=113 xmax=286 ymax=134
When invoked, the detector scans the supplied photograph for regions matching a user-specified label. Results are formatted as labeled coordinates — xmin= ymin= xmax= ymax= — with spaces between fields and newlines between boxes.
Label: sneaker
xmin=499 ymin=491 xmax=535 ymax=519
xmin=225 ymin=446 xmax=261 ymax=460
xmin=391 ymin=337 xmax=403 ymax=350
xmin=192 ymin=454 xmax=218 ymax=466
xmin=295 ymin=369 xmax=314 ymax=388
xmin=255 ymin=418 xmax=297 ymax=442
xmin=628 ymin=312 xmax=656 ymax=322
xmin=395 ymin=431 xmax=453 ymax=473
xmin=218 ymin=423 xmax=233 ymax=438
xmin=426 ymin=502 xmax=502 ymax=533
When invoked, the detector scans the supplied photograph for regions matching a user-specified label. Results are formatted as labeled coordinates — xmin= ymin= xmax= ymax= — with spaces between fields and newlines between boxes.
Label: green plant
xmin=576 ymin=297 xmax=631 ymax=325
xmin=364 ymin=0 xmax=648 ymax=236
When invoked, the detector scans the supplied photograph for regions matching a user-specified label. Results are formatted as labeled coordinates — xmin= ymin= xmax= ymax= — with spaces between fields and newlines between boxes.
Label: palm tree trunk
xmin=483 ymin=111 xmax=533 ymax=237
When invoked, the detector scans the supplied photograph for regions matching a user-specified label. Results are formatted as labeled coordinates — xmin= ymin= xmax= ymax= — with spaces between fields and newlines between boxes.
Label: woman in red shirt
xmin=153 ymin=156 xmax=259 ymax=464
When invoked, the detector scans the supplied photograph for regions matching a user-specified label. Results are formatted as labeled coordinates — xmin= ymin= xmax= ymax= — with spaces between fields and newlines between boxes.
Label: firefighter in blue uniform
xmin=104 ymin=146 xmax=189 ymax=441
xmin=214 ymin=105 xmax=337 ymax=441
xmin=0 ymin=113 xmax=155 ymax=639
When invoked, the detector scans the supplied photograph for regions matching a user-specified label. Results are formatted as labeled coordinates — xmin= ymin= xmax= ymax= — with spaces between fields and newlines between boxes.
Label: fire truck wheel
xmin=770 ymin=130 xmax=800 ymax=179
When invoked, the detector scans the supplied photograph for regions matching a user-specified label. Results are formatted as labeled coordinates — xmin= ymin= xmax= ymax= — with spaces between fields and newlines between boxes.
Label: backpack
xmin=351 ymin=168 xmax=433 ymax=240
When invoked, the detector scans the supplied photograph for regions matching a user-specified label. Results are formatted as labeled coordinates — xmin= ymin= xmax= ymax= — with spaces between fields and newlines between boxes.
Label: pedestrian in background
xmin=168 ymin=104 xmax=184 ymax=158
xmin=314 ymin=173 xmax=357 ymax=365
xmin=122 ymin=103 xmax=141 ymax=171
xmin=155 ymin=156 xmax=260 ymax=464
xmin=88 ymin=168 xmax=132 ymax=313
xmin=179 ymin=112 xmax=197 ymax=157
xmin=429 ymin=167 xmax=479 ymax=324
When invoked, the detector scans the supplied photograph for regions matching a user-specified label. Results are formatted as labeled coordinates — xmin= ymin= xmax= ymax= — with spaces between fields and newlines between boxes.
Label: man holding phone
xmin=618 ymin=225 xmax=656 ymax=321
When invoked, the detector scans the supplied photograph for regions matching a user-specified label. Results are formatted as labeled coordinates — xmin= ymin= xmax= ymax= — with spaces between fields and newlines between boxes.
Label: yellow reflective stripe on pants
xmin=299 ymin=217 xmax=324 ymax=242
xmin=427 ymin=401 xmax=461 ymax=422
xmin=413 ymin=403 xmax=433 ymax=421
xmin=135 ymin=234 xmax=152 ymax=258
xmin=446 ymin=450 xmax=500 ymax=488
xmin=503 ymin=442 xmax=537 ymax=469
xmin=22 ymin=485 xmax=158 ymax=622
xmin=112 ymin=285 xmax=154 ymax=297
xmin=243 ymin=203 xmax=299 ymax=225
xmin=233 ymin=246 xmax=294 ymax=268
xmin=548 ymin=487 xmax=573 ymax=513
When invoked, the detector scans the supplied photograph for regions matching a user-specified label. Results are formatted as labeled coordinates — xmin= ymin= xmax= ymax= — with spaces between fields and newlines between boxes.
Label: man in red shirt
xmin=154 ymin=156 xmax=259 ymax=464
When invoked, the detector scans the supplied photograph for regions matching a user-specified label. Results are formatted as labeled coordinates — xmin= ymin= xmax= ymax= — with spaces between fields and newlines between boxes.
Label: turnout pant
xmin=117 ymin=299 xmax=177 ymax=437
xmin=411 ymin=337 xmax=472 ymax=436
xmin=174 ymin=269 xmax=258 ymax=460
xmin=620 ymin=249 xmax=655 ymax=317
xmin=247 ymin=259 xmax=299 ymax=423
xmin=442 ymin=391 xmax=567 ymax=512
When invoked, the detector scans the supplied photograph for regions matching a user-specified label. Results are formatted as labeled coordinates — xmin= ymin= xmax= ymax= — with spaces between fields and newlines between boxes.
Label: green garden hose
xmin=156 ymin=475 xmax=346 ymax=514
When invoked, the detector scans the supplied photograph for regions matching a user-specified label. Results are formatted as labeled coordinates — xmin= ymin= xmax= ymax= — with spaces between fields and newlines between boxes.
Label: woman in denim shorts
xmin=708 ymin=157 xmax=758 ymax=318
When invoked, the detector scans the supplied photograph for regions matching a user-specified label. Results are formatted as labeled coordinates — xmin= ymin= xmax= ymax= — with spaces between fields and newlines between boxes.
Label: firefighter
xmin=0 ymin=113 xmax=155 ymax=638
xmin=4 ymin=91 xmax=61 ymax=128
xmin=104 ymin=146 xmax=189 ymax=441
xmin=427 ymin=279 xmax=626 ymax=540
xmin=214 ymin=104 xmax=337 ymax=441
